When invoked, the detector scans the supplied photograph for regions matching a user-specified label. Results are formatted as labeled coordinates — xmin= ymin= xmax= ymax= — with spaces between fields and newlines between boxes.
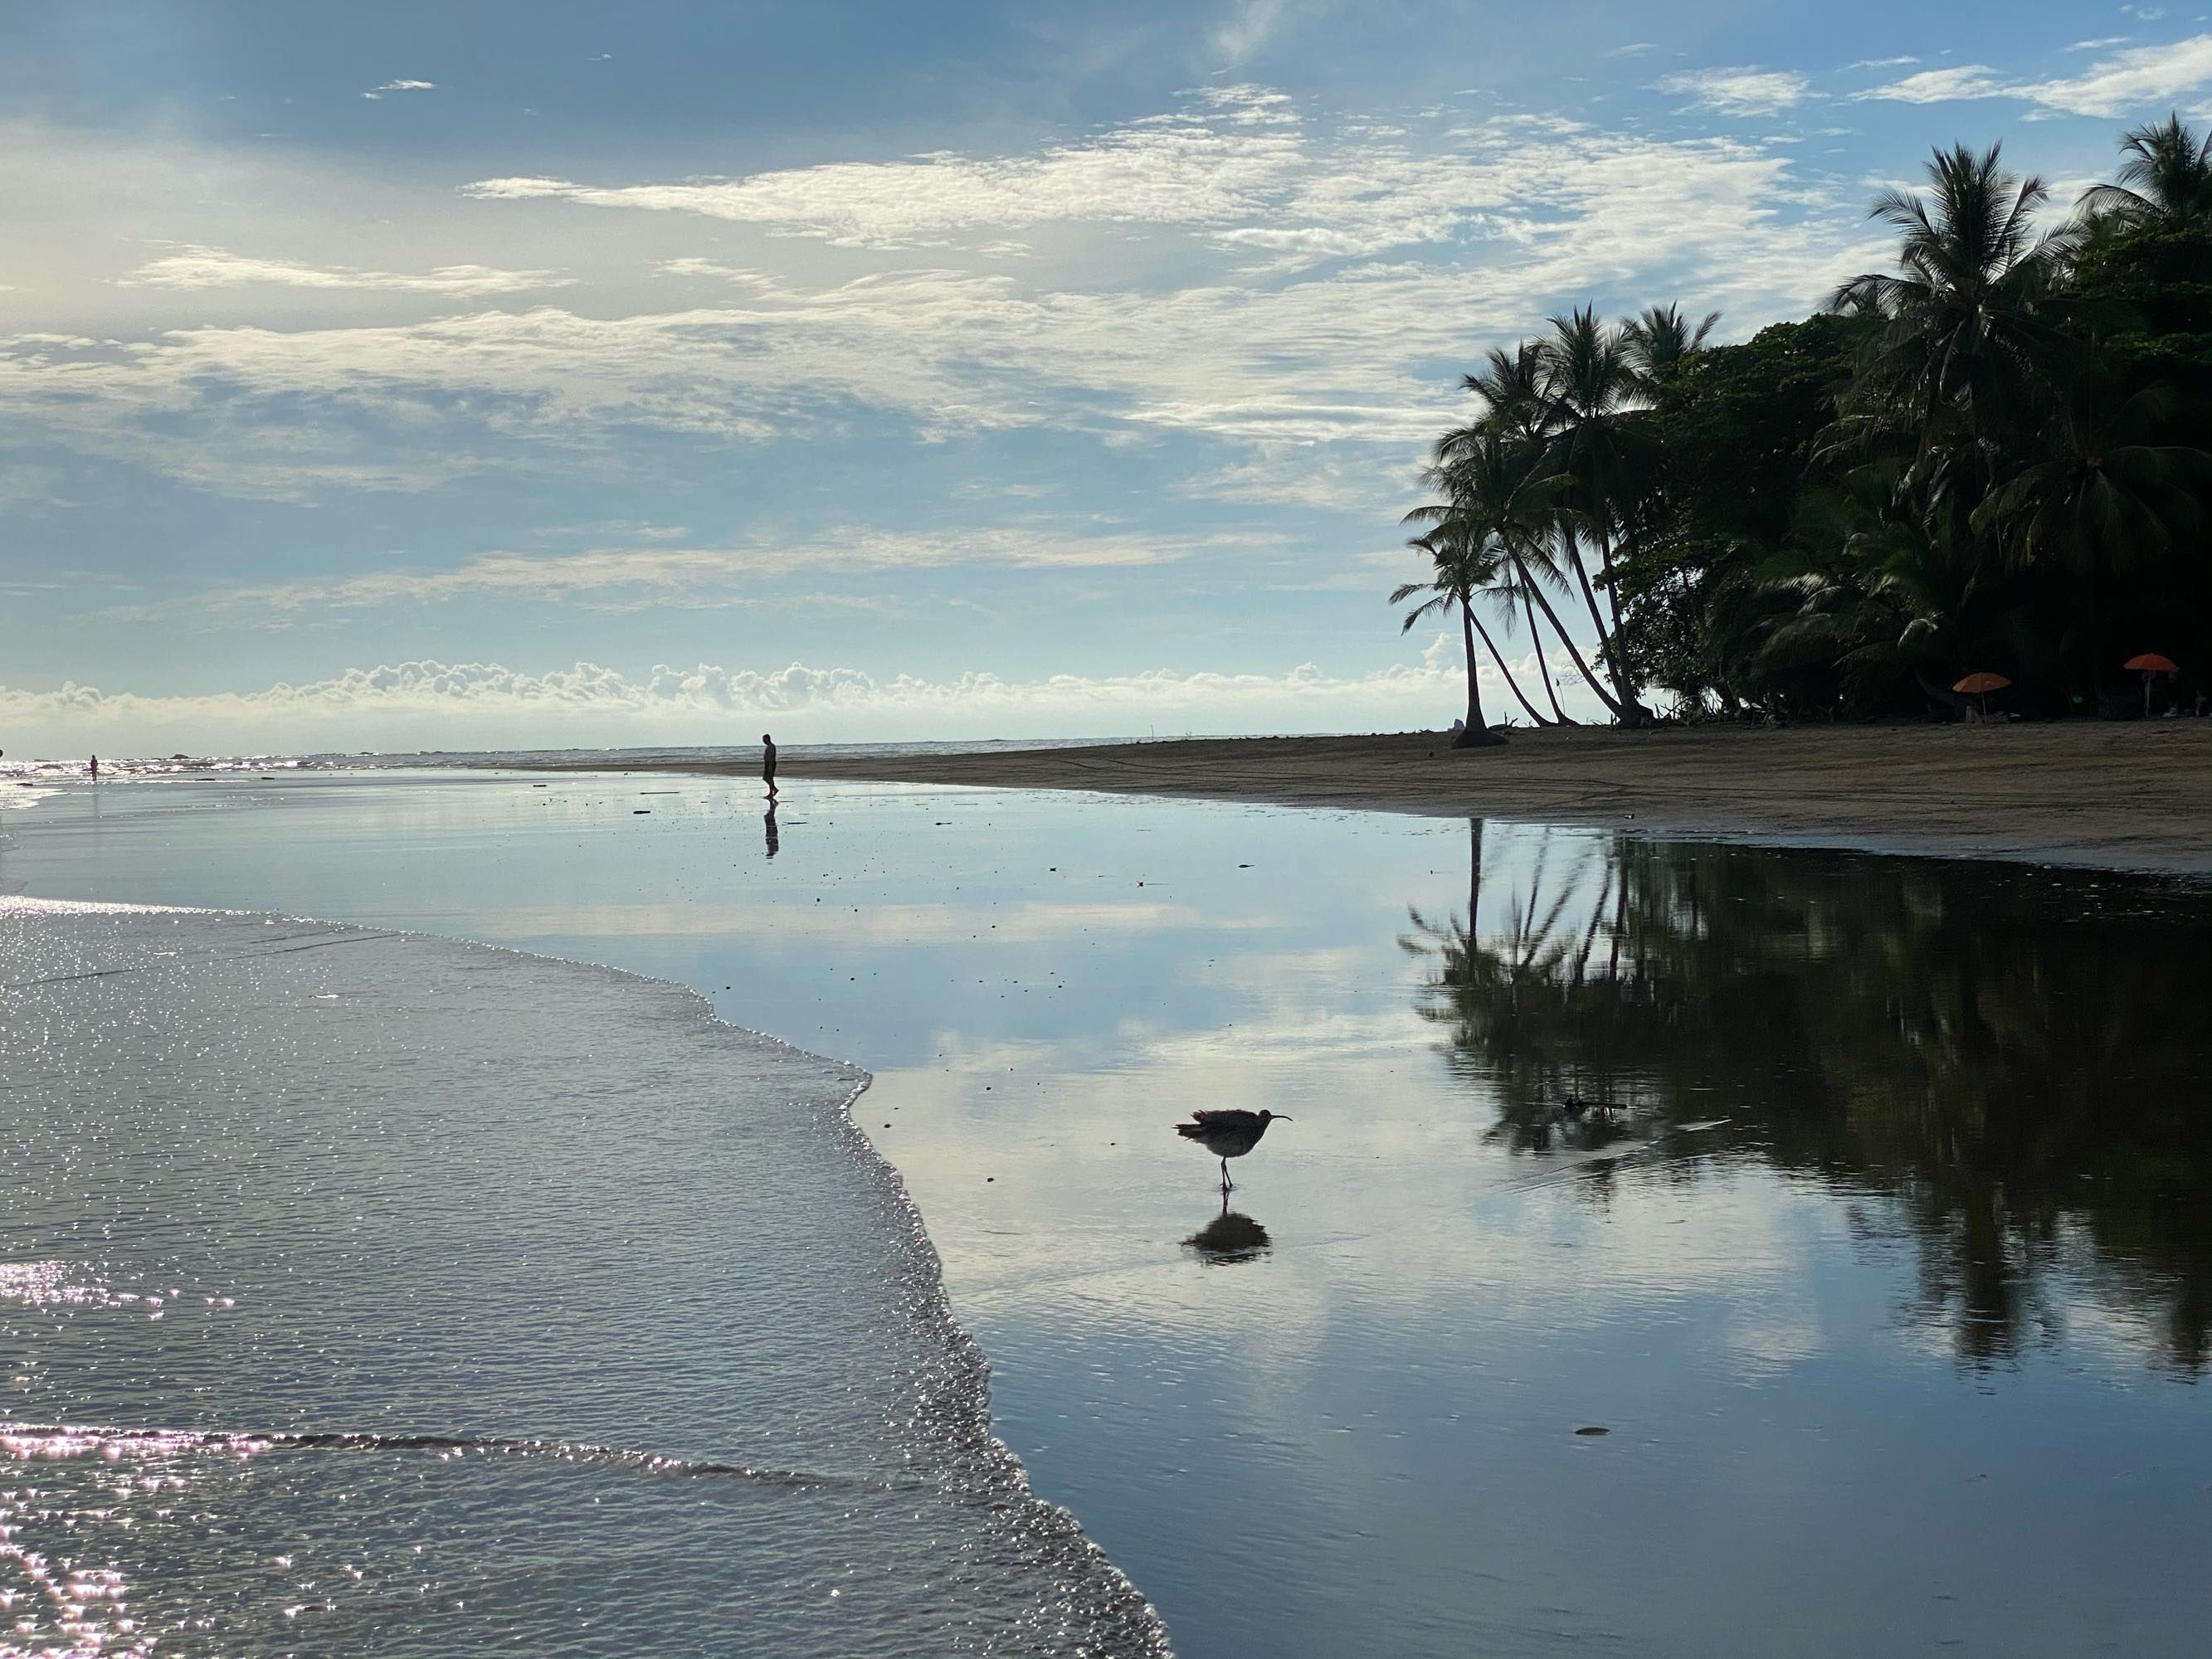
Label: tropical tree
xmin=1536 ymin=307 xmax=1661 ymax=722
xmin=1973 ymin=377 xmax=2208 ymax=574
xmin=1406 ymin=118 xmax=2212 ymax=725
xmin=1411 ymin=428 xmax=1621 ymax=724
xmin=1623 ymin=302 xmax=1722 ymax=390
xmin=2077 ymin=114 xmax=2212 ymax=235
xmin=1393 ymin=526 xmax=1537 ymax=737
xmin=1830 ymin=144 xmax=2078 ymax=450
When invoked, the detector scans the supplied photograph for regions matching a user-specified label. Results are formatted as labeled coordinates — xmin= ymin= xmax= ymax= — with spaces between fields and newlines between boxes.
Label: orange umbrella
xmin=2125 ymin=653 xmax=2179 ymax=717
xmin=1952 ymin=671 xmax=2010 ymax=722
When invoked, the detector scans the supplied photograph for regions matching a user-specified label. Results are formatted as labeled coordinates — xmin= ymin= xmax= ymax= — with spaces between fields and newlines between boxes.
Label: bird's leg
xmin=1220 ymin=1158 xmax=1233 ymax=1193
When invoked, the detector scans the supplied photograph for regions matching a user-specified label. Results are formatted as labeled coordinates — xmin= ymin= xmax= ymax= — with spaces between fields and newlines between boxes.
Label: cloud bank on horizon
xmin=0 ymin=2 xmax=2201 ymax=753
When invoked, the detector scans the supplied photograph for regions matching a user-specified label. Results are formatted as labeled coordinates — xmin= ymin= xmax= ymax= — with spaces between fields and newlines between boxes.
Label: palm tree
xmin=1537 ymin=307 xmax=1659 ymax=722
xmin=1973 ymin=378 xmax=2208 ymax=574
xmin=1623 ymin=302 xmax=1722 ymax=390
xmin=1413 ymin=430 xmax=1622 ymax=722
xmin=1462 ymin=341 xmax=1547 ymax=440
xmin=1831 ymin=144 xmax=2078 ymax=446
xmin=1393 ymin=526 xmax=1539 ymax=737
xmin=2077 ymin=114 xmax=2212 ymax=234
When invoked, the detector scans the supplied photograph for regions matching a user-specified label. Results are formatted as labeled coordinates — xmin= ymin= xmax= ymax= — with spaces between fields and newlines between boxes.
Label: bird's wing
xmin=1186 ymin=1108 xmax=1260 ymax=1130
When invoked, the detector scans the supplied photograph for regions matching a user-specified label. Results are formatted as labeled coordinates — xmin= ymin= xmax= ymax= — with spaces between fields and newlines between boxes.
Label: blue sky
xmin=3 ymin=1 xmax=2206 ymax=752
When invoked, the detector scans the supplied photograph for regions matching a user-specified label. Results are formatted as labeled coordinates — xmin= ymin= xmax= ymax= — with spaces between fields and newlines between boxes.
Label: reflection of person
xmin=761 ymin=732 xmax=777 ymax=796
xmin=764 ymin=800 xmax=780 ymax=859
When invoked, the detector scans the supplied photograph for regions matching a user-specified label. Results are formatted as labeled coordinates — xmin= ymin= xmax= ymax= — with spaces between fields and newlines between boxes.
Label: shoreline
xmin=568 ymin=722 xmax=2212 ymax=878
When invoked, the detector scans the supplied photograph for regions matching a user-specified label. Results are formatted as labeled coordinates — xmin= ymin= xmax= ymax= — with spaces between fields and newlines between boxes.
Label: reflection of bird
xmin=1184 ymin=1194 xmax=1271 ymax=1264
xmin=1174 ymin=1107 xmax=1289 ymax=1190
xmin=1560 ymin=1093 xmax=1625 ymax=1120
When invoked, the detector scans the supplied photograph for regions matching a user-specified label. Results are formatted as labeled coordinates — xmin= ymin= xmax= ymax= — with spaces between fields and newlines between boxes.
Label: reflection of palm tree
xmin=1405 ymin=827 xmax=2212 ymax=1372
xmin=1183 ymin=1193 xmax=1272 ymax=1264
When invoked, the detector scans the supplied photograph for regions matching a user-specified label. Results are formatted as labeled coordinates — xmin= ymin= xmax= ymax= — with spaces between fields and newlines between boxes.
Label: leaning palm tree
xmin=1411 ymin=430 xmax=1624 ymax=722
xmin=1831 ymin=144 xmax=2078 ymax=446
xmin=1394 ymin=526 xmax=1539 ymax=738
xmin=1537 ymin=307 xmax=1659 ymax=722
xmin=2077 ymin=114 xmax=2212 ymax=235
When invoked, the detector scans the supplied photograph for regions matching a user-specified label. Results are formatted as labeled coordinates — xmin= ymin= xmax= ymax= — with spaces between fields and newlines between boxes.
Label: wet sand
xmin=721 ymin=722 xmax=2212 ymax=875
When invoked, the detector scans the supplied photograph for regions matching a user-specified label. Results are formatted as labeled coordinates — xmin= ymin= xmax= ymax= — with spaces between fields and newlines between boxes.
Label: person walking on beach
xmin=761 ymin=732 xmax=777 ymax=796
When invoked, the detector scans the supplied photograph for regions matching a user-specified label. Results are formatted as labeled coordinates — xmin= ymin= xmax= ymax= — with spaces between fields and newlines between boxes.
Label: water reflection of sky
xmin=7 ymin=771 xmax=2210 ymax=1657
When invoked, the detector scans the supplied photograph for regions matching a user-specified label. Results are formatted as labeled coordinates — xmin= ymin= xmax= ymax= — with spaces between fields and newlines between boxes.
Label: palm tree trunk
xmin=1456 ymin=597 xmax=1507 ymax=747
xmin=1511 ymin=551 xmax=1624 ymax=717
xmin=1471 ymin=606 xmax=1549 ymax=727
xmin=1523 ymin=586 xmax=1576 ymax=725
xmin=1591 ymin=526 xmax=1654 ymax=726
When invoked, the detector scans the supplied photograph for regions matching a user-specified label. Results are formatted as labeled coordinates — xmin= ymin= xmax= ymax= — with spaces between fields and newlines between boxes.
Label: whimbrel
xmin=1174 ymin=1107 xmax=1289 ymax=1191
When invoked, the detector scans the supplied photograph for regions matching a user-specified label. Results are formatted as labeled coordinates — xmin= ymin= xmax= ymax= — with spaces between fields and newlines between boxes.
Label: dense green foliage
xmin=1402 ymin=122 xmax=2212 ymax=724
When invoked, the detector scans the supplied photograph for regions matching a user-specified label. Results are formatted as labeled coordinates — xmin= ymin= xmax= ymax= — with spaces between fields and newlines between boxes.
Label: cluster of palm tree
xmin=1396 ymin=116 xmax=2212 ymax=732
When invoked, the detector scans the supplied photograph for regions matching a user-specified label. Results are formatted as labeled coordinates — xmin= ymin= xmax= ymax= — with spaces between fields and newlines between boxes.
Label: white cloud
xmin=119 ymin=245 xmax=571 ymax=295
xmin=4 ymin=93 xmax=1881 ymax=497
xmin=1213 ymin=0 xmax=1289 ymax=64
xmin=1854 ymin=34 xmax=2212 ymax=116
xmin=363 ymin=79 xmax=435 ymax=100
xmin=1852 ymin=64 xmax=2015 ymax=105
xmin=462 ymin=86 xmax=1306 ymax=250
xmin=2015 ymin=32 xmax=2212 ymax=116
xmin=121 ymin=529 xmax=1270 ymax=621
xmin=1846 ymin=56 xmax=1920 ymax=71
xmin=1654 ymin=67 xmax=1810 ymax=116
xmin=1604 ymin=44 xmax=1657 ymax=60
xmin=0 ymin=654 xmax=1485 ymax=752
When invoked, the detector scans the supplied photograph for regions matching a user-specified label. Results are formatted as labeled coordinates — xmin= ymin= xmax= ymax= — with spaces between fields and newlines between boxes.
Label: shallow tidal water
xmin=5 ymin=770 xmax=2211 ymax=1656
xmin=0 ymin=899 xmax=1164 ymax=1657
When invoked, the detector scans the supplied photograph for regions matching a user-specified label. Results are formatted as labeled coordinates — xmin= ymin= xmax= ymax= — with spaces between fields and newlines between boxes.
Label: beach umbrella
xmin=2124 ymin=653 xmax=2180 ymax=718
xmin=1952 ymin=671 xmax=2010 ymax=722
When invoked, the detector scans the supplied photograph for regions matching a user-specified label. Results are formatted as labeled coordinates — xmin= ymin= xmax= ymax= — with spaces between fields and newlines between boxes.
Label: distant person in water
xmin=88 ymin=754 xmax=98 ymax=783
xmin=761 ymin=732 xmax=777 ymax=795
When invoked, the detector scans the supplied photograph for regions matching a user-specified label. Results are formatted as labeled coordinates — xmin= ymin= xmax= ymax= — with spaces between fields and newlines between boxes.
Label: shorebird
xmin=1175 ymin=1108 xmax=1289 ymax=1190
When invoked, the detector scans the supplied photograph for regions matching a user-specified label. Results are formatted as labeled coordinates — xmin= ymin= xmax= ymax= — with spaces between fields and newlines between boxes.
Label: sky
xmin=2 ymin=0 xmax=2207 ymax=755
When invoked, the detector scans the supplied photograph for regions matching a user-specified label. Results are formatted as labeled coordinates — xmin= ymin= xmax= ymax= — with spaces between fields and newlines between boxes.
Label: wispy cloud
xmin=1852 ymin=65 xmax=2014 ymax=105
xmin=119 ymin=245 xmax=571 ymax=295
xmin=127 ymin=529 xmax=1270 ymax=623
xmin=1846 ymin=56 xmax=1920 ymax=71
xmin=1603 ymin=43 xmax=1657 ymax=60
xmin=1213 ymin=0 xmax=1289 ymax=64
xmin=7 ymin=90 xmax=1882 ymax=499
xmin=463 ymin=86 xmax=1305 ymax=250
xmin=1854 ymin=33 xmax=2212 ymax=117
xmin=363 ymin=79 xmax=435 ymax=100
xmin=2016 ymin=32 xmax=2212 ymax=117
xmin=1654 ymin=67 xmax=1810 ymax=116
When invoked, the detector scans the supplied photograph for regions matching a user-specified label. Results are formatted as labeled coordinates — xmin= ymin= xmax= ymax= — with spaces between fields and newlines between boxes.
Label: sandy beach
xmin=727 ymin=722 xmax=2212 ymax=875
